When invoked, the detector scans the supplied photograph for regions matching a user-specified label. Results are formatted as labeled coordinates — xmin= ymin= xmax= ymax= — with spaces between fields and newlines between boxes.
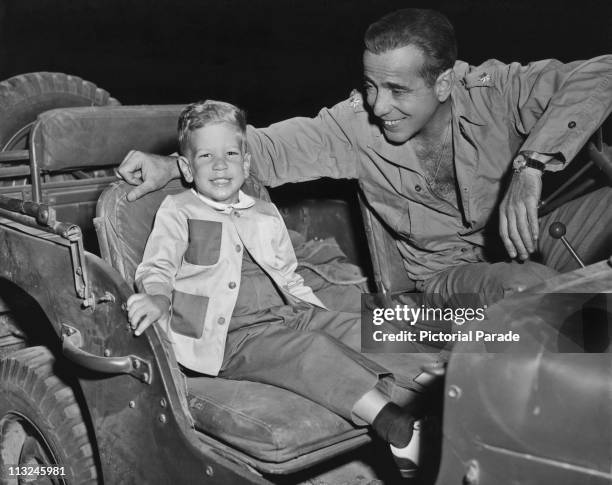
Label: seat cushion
xmin=187 ymin=377 xmax=367 ymax=463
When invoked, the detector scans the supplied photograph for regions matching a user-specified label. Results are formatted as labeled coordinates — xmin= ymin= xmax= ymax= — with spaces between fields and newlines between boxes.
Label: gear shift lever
xmin=548 ymin=222 xmax=586 ymax=268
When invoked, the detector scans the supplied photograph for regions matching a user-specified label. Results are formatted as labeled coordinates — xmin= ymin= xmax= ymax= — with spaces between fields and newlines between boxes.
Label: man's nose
xmin=371 ymin=90 xmax=392 ymax=118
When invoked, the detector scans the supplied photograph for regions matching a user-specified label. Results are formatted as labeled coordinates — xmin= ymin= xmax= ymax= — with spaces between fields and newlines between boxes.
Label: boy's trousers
xmin=190 ymin=305 xmax=442 ymax=423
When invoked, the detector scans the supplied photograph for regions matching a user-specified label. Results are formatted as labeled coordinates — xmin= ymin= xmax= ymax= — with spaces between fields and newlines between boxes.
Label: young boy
xmin=127 ymin=100 xmax=436 ymax=477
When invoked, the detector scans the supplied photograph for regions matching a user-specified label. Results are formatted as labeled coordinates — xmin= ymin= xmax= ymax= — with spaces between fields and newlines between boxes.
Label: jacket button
xmin=235 ymin=244 xmax=242 ymax=252
xmin=217 ymin=317 xmax=226 ymax=325
xmin=228 ymin=281 xmax=236 ymax=289
xmin=415 ymin=184 xmax=422 ymax=192
xmin=568 ymin=121 xmax=576 ymax=129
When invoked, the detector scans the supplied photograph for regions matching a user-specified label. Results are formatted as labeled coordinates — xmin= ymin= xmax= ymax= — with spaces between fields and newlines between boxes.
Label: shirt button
xmin=235 ymin=244 xmax=242 ymax=252
xmin=233 ymin=210 xmax=241 ymax=218
xmin=568 ymin=121 xmax=576 ymax=129
xmin=415 ymin=184 xmax=422 ymax=192
xmin=228 ymin=281 xmax=236 ymax=289
xmin=217 ymin=317 xmax=226 ymax=325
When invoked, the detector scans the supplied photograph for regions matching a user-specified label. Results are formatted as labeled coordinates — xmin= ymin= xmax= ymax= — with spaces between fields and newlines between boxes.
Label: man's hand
xmin=126 ymin=293 xmax=171 ymax=336
xmin=116 ymin=150 xmax=180 ymax=201
xmin=499 ymin=167 xmax=543 ymax=260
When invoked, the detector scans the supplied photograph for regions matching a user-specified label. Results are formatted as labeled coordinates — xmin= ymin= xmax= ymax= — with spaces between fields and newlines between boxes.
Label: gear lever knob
xmin=548 ymin=222 xmax=585 ymax=268
xmin=548 ymin=221 xmax=566 ymax=239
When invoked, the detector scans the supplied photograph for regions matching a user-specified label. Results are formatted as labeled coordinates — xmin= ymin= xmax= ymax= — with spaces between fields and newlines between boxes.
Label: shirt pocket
xmin=171 ymin=290 xmax=209 ymax=339
xmin=184 ymin=219 xmax=222 ymax=266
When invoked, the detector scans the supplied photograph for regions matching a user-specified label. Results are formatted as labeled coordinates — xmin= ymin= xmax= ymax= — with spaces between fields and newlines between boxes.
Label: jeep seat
xmin=96 ymin=178 xmax=374 ymax=470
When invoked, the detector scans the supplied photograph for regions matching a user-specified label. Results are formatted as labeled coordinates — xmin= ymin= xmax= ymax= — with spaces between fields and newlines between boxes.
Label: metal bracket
xmin=65 ymin=227 xmax=94 ymax=306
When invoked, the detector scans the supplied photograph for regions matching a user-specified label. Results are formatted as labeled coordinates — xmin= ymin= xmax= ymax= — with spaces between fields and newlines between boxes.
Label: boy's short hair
xmin=178 ymin=100 xmax=247 ymax=155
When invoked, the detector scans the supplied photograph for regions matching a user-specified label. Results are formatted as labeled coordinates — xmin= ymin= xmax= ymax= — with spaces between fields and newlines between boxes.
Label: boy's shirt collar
xmin=192 ymin=189 xmax=255 ymax=212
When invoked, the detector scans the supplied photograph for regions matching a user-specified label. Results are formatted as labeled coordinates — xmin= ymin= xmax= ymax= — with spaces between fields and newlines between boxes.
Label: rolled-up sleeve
xmin=502 ymin=55 xmax=612 ymax=170
xmin=246 ymin=100 xmax=360 ymax=187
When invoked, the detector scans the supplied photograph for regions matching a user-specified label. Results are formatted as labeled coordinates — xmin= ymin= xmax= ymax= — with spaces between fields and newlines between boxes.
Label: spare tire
xmin=0 ymin=72 xmax=120 ymax=150
xmin=0 ymin=72 xmax=120 ymax=186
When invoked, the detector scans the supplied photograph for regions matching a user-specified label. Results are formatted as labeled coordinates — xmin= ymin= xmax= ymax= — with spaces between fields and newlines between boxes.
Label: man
xmin=118 ymin=8 xmax=612 ymax=306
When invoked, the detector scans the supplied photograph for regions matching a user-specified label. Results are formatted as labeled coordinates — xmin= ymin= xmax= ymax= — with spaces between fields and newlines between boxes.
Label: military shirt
xmin=246 ymin=57 xmax=612 ymax=280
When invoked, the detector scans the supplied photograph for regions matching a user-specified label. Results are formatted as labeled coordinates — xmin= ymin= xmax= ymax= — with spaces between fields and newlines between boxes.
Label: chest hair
xmin=412 ymin=137 xmax=459 ymax=204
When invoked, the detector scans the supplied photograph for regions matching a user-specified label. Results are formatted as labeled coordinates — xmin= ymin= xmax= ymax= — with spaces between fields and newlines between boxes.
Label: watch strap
xmin=513 ymin=154 xmax=546 ymax=174
xmin=525 ymin=158 xmax=546 ymax=172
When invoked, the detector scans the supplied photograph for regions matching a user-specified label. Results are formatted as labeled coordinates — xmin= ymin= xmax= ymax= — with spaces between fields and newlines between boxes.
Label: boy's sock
xmin=371 ymin=402 xmax=414 ymax=448
xmin=390 ymin=419 xmax=421 ymax=478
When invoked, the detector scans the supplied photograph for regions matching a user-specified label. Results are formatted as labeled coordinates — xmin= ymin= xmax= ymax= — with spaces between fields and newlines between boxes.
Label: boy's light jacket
xmin=135 ymin=189 xmax=325 ymax=374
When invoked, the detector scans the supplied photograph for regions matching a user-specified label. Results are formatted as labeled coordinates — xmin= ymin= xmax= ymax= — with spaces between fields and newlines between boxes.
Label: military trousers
xmin=420 ymin=187 xmax=612 ymax=306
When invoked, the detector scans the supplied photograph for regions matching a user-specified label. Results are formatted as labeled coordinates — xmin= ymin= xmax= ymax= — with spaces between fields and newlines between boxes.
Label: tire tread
xmin=0 ymin=346 xmax=98 ymax=483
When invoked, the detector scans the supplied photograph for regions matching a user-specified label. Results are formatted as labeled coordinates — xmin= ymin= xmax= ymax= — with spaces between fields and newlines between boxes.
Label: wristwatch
xmin=513 ymin=154 xmax=546 ymax=174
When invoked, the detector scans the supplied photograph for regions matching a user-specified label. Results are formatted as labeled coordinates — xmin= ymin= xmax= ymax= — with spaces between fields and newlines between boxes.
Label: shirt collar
xmin=192 ymin=189 xmax=255 ymax=212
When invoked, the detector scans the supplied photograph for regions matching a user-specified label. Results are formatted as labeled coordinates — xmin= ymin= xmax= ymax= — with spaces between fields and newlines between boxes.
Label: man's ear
xmin=242 ymin=153 xmax=251 ymax=178
xmin=435 ymin=68 xmax=454 ymax=102
xmin=177 ymin=156 xmax=193 ymax=183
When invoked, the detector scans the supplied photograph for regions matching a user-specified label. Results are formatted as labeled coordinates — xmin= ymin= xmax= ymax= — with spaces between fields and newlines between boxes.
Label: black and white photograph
xmin=0 ymin=1 xmax=610 ymax=483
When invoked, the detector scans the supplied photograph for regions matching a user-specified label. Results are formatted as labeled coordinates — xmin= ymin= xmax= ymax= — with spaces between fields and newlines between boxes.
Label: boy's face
xmin=179 ymin=123 xmax=250 ymax=204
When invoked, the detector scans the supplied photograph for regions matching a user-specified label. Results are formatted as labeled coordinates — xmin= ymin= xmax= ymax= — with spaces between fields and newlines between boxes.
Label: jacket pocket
xmin=171 ymin=290 xmax=209 ymax=339
xmin=184 ymin=220 xmax=222 ymax=266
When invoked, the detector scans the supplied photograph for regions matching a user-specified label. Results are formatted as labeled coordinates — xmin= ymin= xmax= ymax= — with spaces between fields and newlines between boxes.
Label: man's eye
xmin=391 ymin=89 xmax=407 ymax=96
xmin=363 ymin=84 xmax=375 ymax=92
xmin=227 ymin=151 xmax=240 ymax=157
xmin=199 ymin=153 xmax=212 ymax=159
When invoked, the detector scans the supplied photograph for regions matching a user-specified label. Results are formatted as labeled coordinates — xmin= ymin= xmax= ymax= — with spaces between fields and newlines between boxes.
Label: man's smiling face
xmin=362 ymin=44 xmax=445 ymax=144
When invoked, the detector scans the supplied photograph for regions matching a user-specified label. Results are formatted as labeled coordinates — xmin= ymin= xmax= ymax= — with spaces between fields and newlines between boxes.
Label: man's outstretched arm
xmin=245 ymin=100 xmax=360 ymax=188
xmin=116 ymin=98 xmax=360 ymax=200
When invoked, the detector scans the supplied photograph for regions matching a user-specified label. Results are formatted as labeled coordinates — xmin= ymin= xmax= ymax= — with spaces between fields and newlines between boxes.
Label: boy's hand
xmin=126 ymin=294 xmax=171 ymax=336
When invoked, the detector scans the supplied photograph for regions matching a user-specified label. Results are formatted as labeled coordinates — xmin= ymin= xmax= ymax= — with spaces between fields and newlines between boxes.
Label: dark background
xmin=0 ymin=0 xmax=610 ymax=127
xmin=0 ymin=0 xmax=609 ymax=266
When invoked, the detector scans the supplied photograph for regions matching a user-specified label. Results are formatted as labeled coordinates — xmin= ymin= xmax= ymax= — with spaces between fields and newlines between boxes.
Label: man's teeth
xmin=384 ymin=120 xmax=401 ymax=126
xmin=212 ymin=178 xmax=230 ymax=184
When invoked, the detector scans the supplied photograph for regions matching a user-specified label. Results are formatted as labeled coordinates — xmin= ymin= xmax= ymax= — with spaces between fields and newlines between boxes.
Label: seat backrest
xmin=95 ymin=177 xmax=271 ymax=287
xmin=95 ymin=180 xmax=184 ymax=285
xmin=30 ymin=105 xmax=184 ymax=173
xmin=27 ymin=104 xmax=184 ymax=202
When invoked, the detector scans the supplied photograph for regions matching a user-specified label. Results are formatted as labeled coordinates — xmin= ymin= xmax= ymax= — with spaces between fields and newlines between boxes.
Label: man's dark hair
xmin=364 ymin=9 xmax=457 ymax=86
